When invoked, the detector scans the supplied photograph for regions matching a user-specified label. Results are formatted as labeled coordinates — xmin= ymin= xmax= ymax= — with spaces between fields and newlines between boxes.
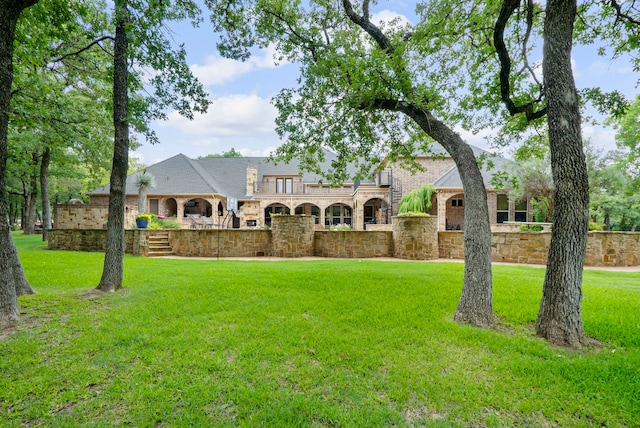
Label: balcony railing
xmin=256 ymin=182 xmax=353 ymax=195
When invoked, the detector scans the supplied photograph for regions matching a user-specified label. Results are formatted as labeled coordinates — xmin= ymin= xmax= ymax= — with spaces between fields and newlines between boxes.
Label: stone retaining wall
xmin=47 ymin=223 xmax=640 ymax=267
xmin=440 ymin=231 xmax=640 ymax=267
xmin=167 ymin=230 xmax=271 ymax=257
xmin=586 ymin=232 xmax=640 ymax=267
xmin=314 ymin=231 xmax=393 ymax=258
xmin=270 ymin=215 xmax=315 ymax=257
xmin=54 ymin=204 xmax=137 ymax=229
xmin=48 ymin=229 xmax=136 ymax=253
xmin=438 ymin=232 xmax=465 ymax=260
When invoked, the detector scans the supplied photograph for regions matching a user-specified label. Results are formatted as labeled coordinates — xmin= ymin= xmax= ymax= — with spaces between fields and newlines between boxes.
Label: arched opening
xmin=264 ymin=203 xmax=290 ymax=226
xmin=294 ymin=203 xmax=321 ymax=224
xmin=363 ymin=198 xmax=384 ymax=227
xmin=164 ymin=198 xmax=177 ymax=217
xmin=183 ymin=198 xmax=212 ymax=217
xmin=445 ymin=193 xmax=464 ymax=230
xmin=325 ymin=203 xmax=352 ymax=227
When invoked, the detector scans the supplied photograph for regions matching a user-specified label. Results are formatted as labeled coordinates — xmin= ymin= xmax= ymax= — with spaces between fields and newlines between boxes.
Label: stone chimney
xmin=246 ymin=163 xmax=258 ymax=196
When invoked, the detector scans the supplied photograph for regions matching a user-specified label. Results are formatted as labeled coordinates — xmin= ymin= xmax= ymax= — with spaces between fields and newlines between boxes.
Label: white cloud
xmin=157 ymin=93 xmax=279 ymax=140
xmin=252 ymin=44 xmax=289 ymax=68
xmin=582 ymin=125 xmax=617 ymax=151
xmin=372 ymin=9 xmax=412 ymax=28
xmin=239 ymin=145 xmax=279 ymax=157
xmin=190 ymin=45 xmax=289 ymax=87
xmin=190 ymin=56 xmax=254 ymax=86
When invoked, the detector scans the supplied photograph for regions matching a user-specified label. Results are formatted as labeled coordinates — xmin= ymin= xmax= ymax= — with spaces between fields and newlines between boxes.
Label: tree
xmin=535 ymin=0 xmax=590 ymax=347
xmin=398 ymin=184 xmax=435 ymax=215
xmin=0 ymin=0 xmax=39 ymax=329
xmin=9 ymin=1 xmax=115 ymax=241
xmin=208 ymin=0 xmax=495 ymax=326
xmin=96 ymin=0 xmax=130 ymax=293
xmin=588 ymin=146 xmax=640 ymax=231
xmin=197 ymin=148 xmax=243 ymax=159
xmin=485 ymin=0 xmax=590 ymax=346
xmin=97 ymin=0 xmax=209 ymax=292
xmin=133 ymin=170 xmax=155 ymax=214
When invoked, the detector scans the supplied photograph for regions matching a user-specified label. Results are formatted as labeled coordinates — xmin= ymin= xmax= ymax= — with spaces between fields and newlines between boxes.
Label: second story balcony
xmin=256 ymin=181 xmax=354 ymax=195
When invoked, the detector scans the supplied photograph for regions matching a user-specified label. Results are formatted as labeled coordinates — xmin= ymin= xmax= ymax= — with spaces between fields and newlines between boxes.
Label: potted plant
xmin=135 ymin=213 xmax=152 ymax=229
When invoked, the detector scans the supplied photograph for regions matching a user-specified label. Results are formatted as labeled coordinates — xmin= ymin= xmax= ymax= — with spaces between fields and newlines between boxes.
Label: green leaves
xmin=397 ymin=184 xmax=435 ymax=214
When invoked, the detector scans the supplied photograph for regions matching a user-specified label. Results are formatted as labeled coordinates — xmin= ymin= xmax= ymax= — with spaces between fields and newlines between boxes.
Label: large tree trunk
xmin=21 ymin=151 xmax=39 ymax=234
xmin=0 ymin=0 xmax=38 ymax=329
xmin=97 ymin=0 xmax=129 ymax=292
xmin=40 ymin=147 xmax=51 ymax=241
xmin=9 ymin=230 xmax=34 ymax=296
xmin=536 ymin=0 xmax=589 ymax=347
xmin=405 ymin=106 xmax=494 ymax=327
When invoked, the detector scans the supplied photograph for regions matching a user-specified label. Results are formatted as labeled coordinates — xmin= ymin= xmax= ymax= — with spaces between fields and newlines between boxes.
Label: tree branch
xmin=50 ymin=36 xmax=114 ymax=63
xmin=493 ymin=0 xmax=546 ymax=121
xmin=610 ymin=0 xmax=640 ymax=26
xmin=342 ymin=0 xmax=395 ymax=54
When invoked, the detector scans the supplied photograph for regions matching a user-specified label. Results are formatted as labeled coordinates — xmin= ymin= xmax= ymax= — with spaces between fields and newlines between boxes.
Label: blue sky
xmin=133 ymin=1 xmax=639 ymax=166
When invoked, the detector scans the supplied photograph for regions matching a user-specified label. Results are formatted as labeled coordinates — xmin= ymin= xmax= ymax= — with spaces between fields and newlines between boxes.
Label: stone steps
xmin=147 ymin=232 xmax=173 ymax=257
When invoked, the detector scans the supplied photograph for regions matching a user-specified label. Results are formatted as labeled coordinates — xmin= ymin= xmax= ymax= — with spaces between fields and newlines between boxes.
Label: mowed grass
xmin=1 ymin=233 xmax=639 ymax=427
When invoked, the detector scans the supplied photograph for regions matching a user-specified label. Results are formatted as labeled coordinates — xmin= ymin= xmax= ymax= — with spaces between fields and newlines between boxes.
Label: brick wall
xmin=390 ymin=157 xmax=457 ymax=193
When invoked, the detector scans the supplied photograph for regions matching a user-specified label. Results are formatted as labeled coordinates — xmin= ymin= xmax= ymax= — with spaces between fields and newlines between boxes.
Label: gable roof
xmin=432 ymin=148 xmax=512 ymax=189
xmin=92 ymin=153 xmax=229 ymax=196
xmin=91 ymin=144 xmax=512 ymax=199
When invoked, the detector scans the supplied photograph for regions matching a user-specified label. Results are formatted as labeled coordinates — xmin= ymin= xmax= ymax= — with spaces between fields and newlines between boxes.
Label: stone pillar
xmin=270 ymin=215 xmax=316 ymax=257
xmin=246 ymin=164 xmax=257 ymax=196
xmin=392 ymin=215 xmax=439 ymax=260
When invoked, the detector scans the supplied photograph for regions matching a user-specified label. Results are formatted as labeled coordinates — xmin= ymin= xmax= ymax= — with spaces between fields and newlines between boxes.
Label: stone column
xmin=392 ymin=215 xmax=439 ymax=260
xmin=270 ymin=215 xmax=315 ymax=257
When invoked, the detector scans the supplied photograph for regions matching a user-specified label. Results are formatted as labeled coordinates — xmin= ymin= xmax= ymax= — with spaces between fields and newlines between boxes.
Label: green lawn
xmin=1 ymin=233 xmax=639 ymax=427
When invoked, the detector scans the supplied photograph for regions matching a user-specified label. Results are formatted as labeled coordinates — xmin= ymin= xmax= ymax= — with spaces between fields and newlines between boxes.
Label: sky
xmin=132 ymin=1 xmax=639 ymax=166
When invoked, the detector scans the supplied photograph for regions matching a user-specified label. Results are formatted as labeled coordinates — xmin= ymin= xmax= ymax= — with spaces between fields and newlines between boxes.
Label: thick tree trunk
xmin=536 ymin=0 xmax=589 ymax=347
xmin=40 ymin=147 xmax=51 ymax=241
xmin=97 ymin=0 xmax=129 ymax=292
xmin=8 ymin=199 xmax=16 ymax=226
xmin=0 ymin=0 xmax=38 ymax=329
xmin=9 ymin=230 xmax=34 ymax=296
xmin=23 ymin=184 xmax=37 ymax=234
xmin=405 ymin=106 xmax=494 ymax=327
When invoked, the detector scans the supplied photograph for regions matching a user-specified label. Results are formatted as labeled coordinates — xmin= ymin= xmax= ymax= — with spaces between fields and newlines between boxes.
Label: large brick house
xmin=88 ymin=144 xmax=527 ymax=231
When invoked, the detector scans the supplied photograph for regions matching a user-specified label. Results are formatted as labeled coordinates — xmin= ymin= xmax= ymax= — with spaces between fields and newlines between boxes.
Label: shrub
xmin=330 ymin=223 xmax=351 ymax=231
xmin=520 ymin=224 xmax=544 ymax=232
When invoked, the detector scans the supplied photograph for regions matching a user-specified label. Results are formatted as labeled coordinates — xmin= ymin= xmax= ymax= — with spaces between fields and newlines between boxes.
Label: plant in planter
xmin=135 ymin=213 xmax=152 ymax=229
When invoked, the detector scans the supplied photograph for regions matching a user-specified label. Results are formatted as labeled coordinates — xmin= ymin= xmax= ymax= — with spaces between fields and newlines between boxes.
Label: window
xmin=451 ymin=198 xmax=464 ymax=207
xmin=497 ymin=194 xmax=509 ymax=223
xmin=325 ymin=204 xmax=352 ymax=226
xmin=246 ymin=220 xmax=256 ymax=227
xmin=515 ymin=199 xmax=527 ymax=222
xmin=276 ymin=177 xmax=293 ymax=194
